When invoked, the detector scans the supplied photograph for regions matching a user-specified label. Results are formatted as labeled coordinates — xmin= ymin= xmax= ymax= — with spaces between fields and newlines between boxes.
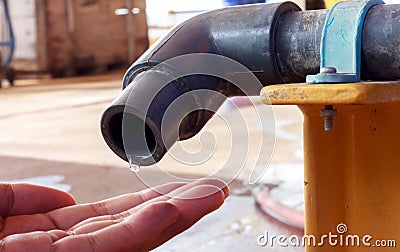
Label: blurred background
xmin=4 ymin=0 xmax=311 ymax=81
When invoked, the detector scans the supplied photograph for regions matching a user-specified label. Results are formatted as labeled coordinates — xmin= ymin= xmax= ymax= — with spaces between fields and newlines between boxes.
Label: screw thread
xmin=324 ymin=117 xmax=334 ymax=131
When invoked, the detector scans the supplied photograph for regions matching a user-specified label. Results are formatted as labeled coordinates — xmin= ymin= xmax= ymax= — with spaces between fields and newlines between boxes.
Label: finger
xmin=53 ymin=202 xmax=179 ymax=252
xmin=2 ymin=231 xmax=57 ymax=252
xmin=71 ymin=220 xmax=118 ymax=235
xmin=48 ymin=230 xmax=70 ymax=241
xmin=0 ymin=183 xmax=75 ymax=217
xmin=169 ymin=178 xmax=230 ymax=199
xmin=150 ymin=184 xmax=227 ymax=250
xmin=0 ymin=212 xmax=61 ymax=238
xmin=0 ymin=183 xmax=184 ymax=238
xmin=47 ymin=182 xmax=185 ymax=230
xmin=2 ymin=230 xmax=77 ymax=252
xmin=69 ymin=178 xmax=229 ymax=232
xmin=125 ymin=178 xmax=229 ymax=215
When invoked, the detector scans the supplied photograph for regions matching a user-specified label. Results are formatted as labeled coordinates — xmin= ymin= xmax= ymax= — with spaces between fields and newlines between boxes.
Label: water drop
xmin=130 ymin=164 xmax=140 ymax=173
xmin=128 ymin=155 xmax=141 ymax=173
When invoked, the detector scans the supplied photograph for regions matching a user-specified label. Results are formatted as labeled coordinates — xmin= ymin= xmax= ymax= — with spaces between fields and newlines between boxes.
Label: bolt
xmin=320 ymin=105 xmax=337 ymax=131
xmin=320 ymin=67 xmax=337 ymax=74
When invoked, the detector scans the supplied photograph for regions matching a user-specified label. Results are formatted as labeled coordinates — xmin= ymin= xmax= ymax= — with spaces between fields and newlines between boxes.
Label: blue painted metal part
xmin=306 ymin=0 xmax=384 ymax=84
xmin=1 ymin=0 xmax=15 ymax=67
xmin=223 ymin=0 xmax=265 ymax=6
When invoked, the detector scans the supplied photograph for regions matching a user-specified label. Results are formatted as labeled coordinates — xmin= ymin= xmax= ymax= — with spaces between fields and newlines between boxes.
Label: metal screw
xmin=320 ymin=105 xmax=337 ymax=131
xmin=320 ymin=67 xmax=337 ymax=74
xmin=318 ymin=68 xmax=337 ymax=131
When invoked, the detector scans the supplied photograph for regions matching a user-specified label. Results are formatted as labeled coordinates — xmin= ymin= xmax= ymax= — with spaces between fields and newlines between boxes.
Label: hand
xmin=0 ymin=178 xmax=229 ymax=252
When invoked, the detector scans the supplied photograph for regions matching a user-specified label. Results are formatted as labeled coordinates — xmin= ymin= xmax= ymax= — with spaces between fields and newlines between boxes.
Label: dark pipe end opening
xmin=101 ymin=106 xmax=164 ymax=166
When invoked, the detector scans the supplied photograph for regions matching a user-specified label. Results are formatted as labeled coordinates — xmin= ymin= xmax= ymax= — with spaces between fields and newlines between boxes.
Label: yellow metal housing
xmin=262 ymin=83 xmax=400 ymax=251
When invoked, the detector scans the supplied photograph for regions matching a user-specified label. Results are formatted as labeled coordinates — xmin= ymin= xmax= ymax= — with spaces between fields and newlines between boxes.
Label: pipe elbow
xmin=101 ymin=2 xmax=301 ymax=166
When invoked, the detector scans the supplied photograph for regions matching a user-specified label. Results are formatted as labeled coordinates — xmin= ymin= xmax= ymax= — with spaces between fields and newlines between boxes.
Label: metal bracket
xmin=306 ymin=0 xmax=384 ymax=84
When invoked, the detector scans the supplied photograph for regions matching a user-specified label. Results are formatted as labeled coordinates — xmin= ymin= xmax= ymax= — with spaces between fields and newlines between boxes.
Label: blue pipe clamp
xmin=0 ymin=0 xmax=15 ymax=67
xmin=306 ymin=0 xmax=384 ymax=84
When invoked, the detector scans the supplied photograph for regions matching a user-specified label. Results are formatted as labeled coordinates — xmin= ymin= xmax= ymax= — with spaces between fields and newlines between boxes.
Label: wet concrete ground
xmin=0 ymin=73 xmax=305 ymax=251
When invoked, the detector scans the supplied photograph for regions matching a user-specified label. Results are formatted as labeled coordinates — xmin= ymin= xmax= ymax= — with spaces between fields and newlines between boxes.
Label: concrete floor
xmin=0 ymin=73 xmax=305 ymax=251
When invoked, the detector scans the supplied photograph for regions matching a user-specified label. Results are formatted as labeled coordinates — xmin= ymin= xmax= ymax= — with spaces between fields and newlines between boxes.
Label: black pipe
xmin=275 ymin=4 xmax=400 ymax=81
xmin=101 ymin=2 xmax=400 ymax=166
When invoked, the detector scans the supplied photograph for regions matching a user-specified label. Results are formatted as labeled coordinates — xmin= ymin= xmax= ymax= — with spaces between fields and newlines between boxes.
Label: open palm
xmin=0 ymin=179 xmax=229 ymax=252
